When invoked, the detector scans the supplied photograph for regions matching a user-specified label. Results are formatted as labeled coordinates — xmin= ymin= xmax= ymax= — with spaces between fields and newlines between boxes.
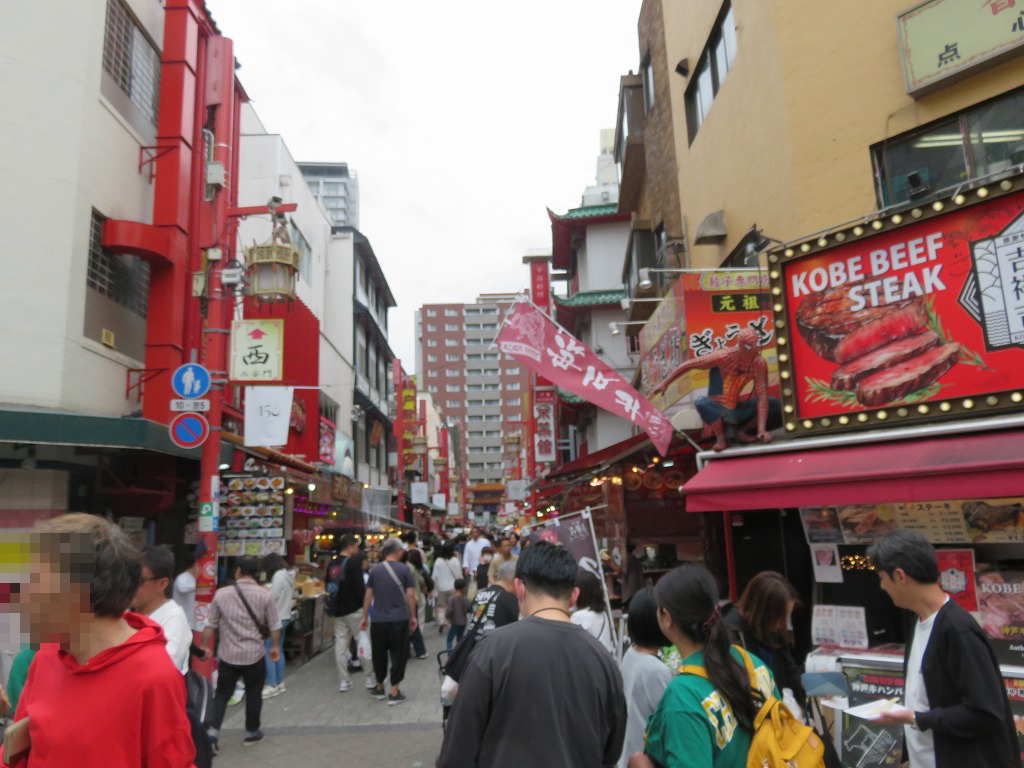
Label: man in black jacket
xmin=869 ymin=530 xmax=1020 ymax=768
xmin=326 ymin=535 xmax=367 ymax=692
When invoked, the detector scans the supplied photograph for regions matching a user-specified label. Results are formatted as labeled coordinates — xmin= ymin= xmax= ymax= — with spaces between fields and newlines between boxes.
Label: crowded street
xmin=4 ymin=1 xmax=1024 ymax=767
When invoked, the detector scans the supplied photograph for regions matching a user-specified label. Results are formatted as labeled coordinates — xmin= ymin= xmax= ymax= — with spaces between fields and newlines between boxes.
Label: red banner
xmin=497 ymin=299 xmax=673 ymax=455
xmin=777 ymin=185 xmax=1024 ymax=427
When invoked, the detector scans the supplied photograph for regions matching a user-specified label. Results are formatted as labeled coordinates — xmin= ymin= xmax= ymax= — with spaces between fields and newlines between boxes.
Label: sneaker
xmin=339 ymin=680 xmax=353 ymax=692
xmin=208 ymin=737 xmax=219 ymax=757
xmin=276 ymin=682 xmax=286 ymax=694
xmin=243 ymin=730 xmax=264 ymax=746
xmin=416 ymin=654 xmax=428 ymax=660
xmin=365 ymin=674 xmax=378 ymax=689
xmin=261 ymin=684 xmax=279 ymax=699
xmin=228 ymin=687 xmax=244 ymax=706
xmin=387 ymin=691 xmax=407 ymax=706
xmin=370 ymin=685 xmax=387 ymax=700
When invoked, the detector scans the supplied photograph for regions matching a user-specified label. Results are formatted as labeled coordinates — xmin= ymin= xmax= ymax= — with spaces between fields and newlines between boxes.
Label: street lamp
xmin=245 ymin=240 xmax=300 ymax=302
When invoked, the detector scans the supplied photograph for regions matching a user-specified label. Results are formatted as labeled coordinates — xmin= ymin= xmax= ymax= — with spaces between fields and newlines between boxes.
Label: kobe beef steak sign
xmin=768 ymin=173 xmax=1024 ymax=435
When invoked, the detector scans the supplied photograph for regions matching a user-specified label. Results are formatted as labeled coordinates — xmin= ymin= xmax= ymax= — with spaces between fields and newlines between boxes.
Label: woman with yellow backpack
xmin=628 ymin=565 xmax=825 ymax=768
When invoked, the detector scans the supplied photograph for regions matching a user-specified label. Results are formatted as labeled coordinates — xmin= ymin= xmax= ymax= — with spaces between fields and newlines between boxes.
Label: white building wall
xmin=578 ymin=221 xmax=630 ymax=293
xmin=0 ymin=0 xmax=164 ymax=416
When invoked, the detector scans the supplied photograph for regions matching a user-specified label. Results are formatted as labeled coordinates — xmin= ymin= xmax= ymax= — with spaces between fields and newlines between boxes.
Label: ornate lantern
xmin=245 ymin=239 xmax=300 ymax=303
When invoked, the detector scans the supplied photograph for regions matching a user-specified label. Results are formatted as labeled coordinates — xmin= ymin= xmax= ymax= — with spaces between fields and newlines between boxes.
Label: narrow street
xmin=214 ymin=626 xmax=447 ymax=767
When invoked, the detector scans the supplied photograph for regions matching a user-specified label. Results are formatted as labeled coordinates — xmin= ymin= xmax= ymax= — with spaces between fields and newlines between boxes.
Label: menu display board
xmin=769 ymin=180 xmax=1024 ymax=436
xmin=218 ymin=473 xmax=286 ymax=556
xmin=936 ymin=549 xmax=978 ymax=612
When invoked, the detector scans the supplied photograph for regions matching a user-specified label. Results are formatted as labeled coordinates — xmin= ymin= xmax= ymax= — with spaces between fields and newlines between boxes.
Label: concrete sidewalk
xmin=214 ymin=621 xmax=449 ymax=766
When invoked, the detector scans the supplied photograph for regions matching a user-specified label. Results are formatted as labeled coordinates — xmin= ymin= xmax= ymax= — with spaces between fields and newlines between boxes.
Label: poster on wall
xmin=770 ymin=182 xmax=1024 ymax=435
xmin=841 ymin=667 xmax=906 ymax=768
xmin=800 ymin=507 xmax=845 ymax=544
xmin=811 ymin=544 xmax=844 ymax=583
xmin=836 ymin=504 xmax=898 ymax=544
xmin=936 ymin=549 xmax=978 ymax=612
xmin=639 ymin=270 xmax=777 ymax=417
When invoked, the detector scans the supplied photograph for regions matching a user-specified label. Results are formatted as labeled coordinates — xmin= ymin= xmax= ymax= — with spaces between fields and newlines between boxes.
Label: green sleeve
xmin=7 ymin=649 xmax=36 ymax=713
xmin=646 ymin=705 xmax=714 ymax=768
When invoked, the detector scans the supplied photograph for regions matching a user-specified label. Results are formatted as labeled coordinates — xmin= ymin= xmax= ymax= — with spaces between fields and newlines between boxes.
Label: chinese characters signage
xmin=638 ymin=270 xmax=777 ymax=415
xmin=898 ymin=0 xmax=1024 ymax=95
xmin=230 ymin=319 xmax=284 ymax=382
xmin=319 ymin=417 xmax=336 ymax=464
xmin=497 ymin=299 xmax=673 ymax=455
xmin=533 ymin=388 xmax=556 ymax=463
xmin=772 ymin=182 xmax=1024 ymax=434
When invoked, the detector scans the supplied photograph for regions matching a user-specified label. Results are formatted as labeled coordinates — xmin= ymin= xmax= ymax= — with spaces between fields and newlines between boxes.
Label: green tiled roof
xmin=554 ymin=289 xmax=626 ymax=308
xmin=553 ymin=204 xmax=621 ymax=220
xmin=557 ymin=389 xmax=588 ymax=404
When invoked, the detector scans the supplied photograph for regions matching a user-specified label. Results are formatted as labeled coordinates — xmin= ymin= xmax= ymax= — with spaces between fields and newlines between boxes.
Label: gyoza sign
xmin=769 ymin=172 xmax=1024 ymax=435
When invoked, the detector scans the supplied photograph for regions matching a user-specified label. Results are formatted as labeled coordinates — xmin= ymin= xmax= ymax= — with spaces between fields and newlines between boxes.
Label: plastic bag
xmin=357 ymin=630 xmax=372 ymax=662
xmin=440 ymin=674 xmax=460 ymax=706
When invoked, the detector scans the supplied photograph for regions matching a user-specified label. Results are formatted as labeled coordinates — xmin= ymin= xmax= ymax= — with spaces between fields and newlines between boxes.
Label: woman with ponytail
xmin=628 ymin=565 xmax=778 ymax=768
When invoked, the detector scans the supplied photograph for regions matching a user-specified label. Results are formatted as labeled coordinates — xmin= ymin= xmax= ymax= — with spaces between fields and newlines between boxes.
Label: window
xmin=445 ymin=324 xmax=459 ymax=331
xmin=684 ymin=3 xmax=737 ymax=141
xmin=483 ymin=383 xmax=499 ymax=391
xmin=484 ymin=414 xmax=500 ymax=422
xmin=103 ymin=0 xmax=161 ymax=127
xmin=508 ymin=398 xmax=522 ymax=406
xmin=873 ymin=88 xmax=1024 ymax=206
xmin=445 ymin=369 xmax=460 ymax=376
xmin=465 ymin=323 xmax=481 ymax=330
xmin=445 ymin=308 xmax=460 ymax=317
xmin=428 ymin=385 xmax=438 ymax=393
xmin=467 ymin=399 xmax=483 ymax=406
xmin=641 ymin=53 xmax=655 ymax=113
xmin=485 ymin=430 xmax=501 ymax=437
xmin=481 ymin=308 xmax=497 ymax=315
xmin=507 ymin=413 xmax=522 ymax=422
xmin=426 ymin=309 xmax=437 ymax=317
xmin=468 ymin=447 xmax=485 ymax=455
xmin=467 ymin=430 xmax=484 ymax=438
xmin=427 ymin=370 xmax=438 ymax=378
xmin=426 ymin=324 xmax=437 ymax=332
xmin=446 ymin=399 xmax=462 ymax=408
xmin=626 ymin=334 xmax=642 ymax=355
xmin=466 ymin=354 xmax=482 ymax=361
xmin=446 ymin=384 xmax=461 ymax=393
xmin=505 ymin=367 xmax=520 ymax=375
xmin=465 ymin=308 xmax=480 ymax=316
xmin=506 ymin=382 xmax=521 ymax=391
xmin=469 ymin=462 xmax=485 ymax=470
xmin=445 ymin=339 xmax=459 ymax=347
xmin=87 ymin=210 xmax=150 ymax=317
xmin=483 ymin=352 xmax=499 ymax=360
xmin=484 ymin=399 xmax=500 ymax=406
xmin=427 ymin=339 xmax=437 ymax=347
xmin=484 ymin=368 xmax=499 ymax=375
xmin=481 ymin=323 xmax=498 ymax=331
xmin=468 ymin=415 xmax=484 ymax=423
xmin=427 ymin=354 xmax=437 ymax=362
xmin=445 ymin=354 xmax=460 ymax=362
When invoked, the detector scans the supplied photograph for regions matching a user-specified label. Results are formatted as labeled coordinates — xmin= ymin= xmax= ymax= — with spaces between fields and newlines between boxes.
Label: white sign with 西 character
xmin=230 ymin=318 xmax=284 ymax=382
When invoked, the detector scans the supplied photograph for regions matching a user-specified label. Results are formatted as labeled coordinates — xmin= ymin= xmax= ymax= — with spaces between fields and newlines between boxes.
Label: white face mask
xmin=481 ymin=555 xmax=493 ymax=564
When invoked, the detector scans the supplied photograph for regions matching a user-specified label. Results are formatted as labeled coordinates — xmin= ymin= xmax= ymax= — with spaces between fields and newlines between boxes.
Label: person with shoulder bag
xmin=432 ymin=543 xmax=463 ymax=633
xmin=325 ymin=536 xmax=367 ymax=692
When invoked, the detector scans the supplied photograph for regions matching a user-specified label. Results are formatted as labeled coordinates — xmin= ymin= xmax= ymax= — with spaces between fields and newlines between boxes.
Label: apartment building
xmin=416 ymin=296 xmax=530 ymax=488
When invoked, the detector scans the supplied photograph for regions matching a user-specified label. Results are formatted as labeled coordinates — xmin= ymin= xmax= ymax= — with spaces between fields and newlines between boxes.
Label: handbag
xmin=234 ymin=584 xmax=271 ymax=640
xmin=442 ymin=591 xmax=499 ymax=682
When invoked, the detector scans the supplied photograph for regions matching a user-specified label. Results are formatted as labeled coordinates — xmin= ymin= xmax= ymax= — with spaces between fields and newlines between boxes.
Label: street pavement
xmin=214 ymin=623 xmax=448 ymax=767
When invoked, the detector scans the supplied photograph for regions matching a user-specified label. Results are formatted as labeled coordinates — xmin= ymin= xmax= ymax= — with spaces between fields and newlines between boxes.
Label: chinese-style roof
xmin=548 ymin=205 xmax=631 ymax=271
xmin=553 ymin=289 xmax=626 ymax=309
xmin=557 ymin=389 xmax=588 ymax=404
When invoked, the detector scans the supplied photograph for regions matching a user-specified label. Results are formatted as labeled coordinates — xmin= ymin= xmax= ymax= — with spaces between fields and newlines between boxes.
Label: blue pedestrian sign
xmin=171 ymin=363 xmax=211 ymax=399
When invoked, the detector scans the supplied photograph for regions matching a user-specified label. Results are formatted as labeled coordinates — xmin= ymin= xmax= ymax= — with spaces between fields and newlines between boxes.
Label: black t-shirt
xmin=469 ymin=585 xmax=520 ymax=639
xmin=325 ymin=553 xmax=366 ymax=616
xmin=437 ymin=616 xmax=626 ymax=768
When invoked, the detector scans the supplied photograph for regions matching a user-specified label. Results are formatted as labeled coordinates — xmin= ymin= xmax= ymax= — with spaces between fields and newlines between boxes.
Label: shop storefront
xmin=682 ymin=170 xmax=1024 ymax=763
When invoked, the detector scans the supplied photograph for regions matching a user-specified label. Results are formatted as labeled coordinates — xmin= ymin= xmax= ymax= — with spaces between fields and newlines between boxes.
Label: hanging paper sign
xmin=244 ymin=386 xmax=294 ymax=446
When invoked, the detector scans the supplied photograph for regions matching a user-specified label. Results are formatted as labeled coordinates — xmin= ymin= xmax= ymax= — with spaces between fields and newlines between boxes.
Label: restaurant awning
xmin=545 ymin=433 xmax=652 ymax=481
xmin=683 ymin=428 xmax=1024 ymax=512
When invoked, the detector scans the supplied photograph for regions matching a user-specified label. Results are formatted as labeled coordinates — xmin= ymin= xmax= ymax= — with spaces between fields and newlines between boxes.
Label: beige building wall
xmin=653 ymin=0 xmax=1024 ymax=268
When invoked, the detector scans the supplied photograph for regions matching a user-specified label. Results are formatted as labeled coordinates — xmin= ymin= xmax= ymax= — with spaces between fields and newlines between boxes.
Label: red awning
xmin=545 ymin=433 xmax=651 ymax=480
xmin=683 ymin=429 xmax=1024 ymax=512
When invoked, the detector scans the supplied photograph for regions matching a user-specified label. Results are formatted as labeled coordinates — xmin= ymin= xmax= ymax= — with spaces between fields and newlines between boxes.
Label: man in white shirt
xmin=173 ymin=554 xmax=199 ymax=631
xmin=133 ymin=545 xmax=193 ymax=674
xmin=870 ymin=530 xmax=1019 ymax=768
xmin=462 ymin=527 xmax=491 ymax=581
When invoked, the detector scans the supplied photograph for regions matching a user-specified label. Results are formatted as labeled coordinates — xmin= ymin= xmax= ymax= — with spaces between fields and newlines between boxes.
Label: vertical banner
xmin=498 ymin=299 xmax=673 ymax=455
xmin=410 ymin=481 xmax=430 ymax=506
xmin=534 ymin=388 xmax=557 ymax=462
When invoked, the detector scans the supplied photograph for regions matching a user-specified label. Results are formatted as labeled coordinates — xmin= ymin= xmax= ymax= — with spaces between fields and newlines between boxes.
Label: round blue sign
xmin=169 ymin=412 xmax=210 ymax=449
xmin=171 ymin=364 xmax=211 ymax=399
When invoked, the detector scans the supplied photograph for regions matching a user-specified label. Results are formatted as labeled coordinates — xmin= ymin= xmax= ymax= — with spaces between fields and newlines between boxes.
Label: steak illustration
xmin=796 ymin=284 xmax=921 ymax=362
xmin=830 ymin=331 xmax=941 ymax=391
xmin=833 ymin=301 xmax=928 ymax=364
xmin=963 ymin=501 xmax=1022 ymax=532
xmin=855 ymin=342 xmax=960 ymax=407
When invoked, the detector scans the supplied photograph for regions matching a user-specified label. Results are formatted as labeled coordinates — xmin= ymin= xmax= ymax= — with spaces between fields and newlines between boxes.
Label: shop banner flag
xmin=244 ymin=386 xmax=293 ymax=446
xmin=410 ymin=482 xmax=430 ymax=506
xmin=496 ymin=298 xmax=673 ymax=455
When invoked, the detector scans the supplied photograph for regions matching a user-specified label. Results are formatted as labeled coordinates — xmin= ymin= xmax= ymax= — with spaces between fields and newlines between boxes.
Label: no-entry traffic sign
xmin=169 ymin=412 xmax=210 ymax=449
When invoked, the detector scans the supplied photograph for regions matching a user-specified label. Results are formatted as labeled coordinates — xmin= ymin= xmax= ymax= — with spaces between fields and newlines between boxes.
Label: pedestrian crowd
xmin=1 ymin=517 xmax=1018 ymax=768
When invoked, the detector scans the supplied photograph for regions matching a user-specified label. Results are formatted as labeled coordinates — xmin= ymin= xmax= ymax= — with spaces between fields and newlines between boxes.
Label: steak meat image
xmin=796 ymin=283 xmax=960 ymax=407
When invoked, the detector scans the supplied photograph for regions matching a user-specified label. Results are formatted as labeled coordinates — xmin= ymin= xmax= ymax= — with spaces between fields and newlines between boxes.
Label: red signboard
xmin=319 ymin=417 xmax=336 ymax=464
xmin=534 ymin=388 xmax=557 ymax=463
xmin=639 ymin=270 xmax=777 ymax=413
xmin=773 ymin=179 xmax=1024 ymax=434
xmin=497 ymin=300 xmax=672 ymax=455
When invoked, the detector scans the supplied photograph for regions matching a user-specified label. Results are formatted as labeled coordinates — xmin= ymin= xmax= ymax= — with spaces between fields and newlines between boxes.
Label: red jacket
xmin=1 ymin=612 xmax=195 ymax=768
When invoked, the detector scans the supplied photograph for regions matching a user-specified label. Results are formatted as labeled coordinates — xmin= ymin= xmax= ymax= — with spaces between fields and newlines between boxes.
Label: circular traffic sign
xmin=171 ymin=364 xmax=212 ymax=399
xmin=169 ymin=412 xmax=210 ymax=449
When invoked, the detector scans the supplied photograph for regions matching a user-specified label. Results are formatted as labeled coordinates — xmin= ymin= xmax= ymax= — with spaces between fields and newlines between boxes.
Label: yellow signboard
xmin=898 ymin=0 xmax=1024 ymax=95
xmin=229 ymin=318 xmax=284 ymax=382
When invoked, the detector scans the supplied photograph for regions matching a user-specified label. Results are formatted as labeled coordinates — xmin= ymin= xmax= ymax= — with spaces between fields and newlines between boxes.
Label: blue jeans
xmin=447 ymin=624 xmax=465 ymax=651
xmin=264 ymin=619 xmax=289 ymax=686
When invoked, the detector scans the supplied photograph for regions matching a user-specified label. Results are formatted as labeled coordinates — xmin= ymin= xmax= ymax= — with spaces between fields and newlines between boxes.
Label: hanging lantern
xmin=245 ymin=241 xmax=300 ymax=302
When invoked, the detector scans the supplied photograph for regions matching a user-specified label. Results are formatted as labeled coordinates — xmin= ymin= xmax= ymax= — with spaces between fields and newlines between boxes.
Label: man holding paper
xmin=868 ymin=531 xmax=1019 ymax=768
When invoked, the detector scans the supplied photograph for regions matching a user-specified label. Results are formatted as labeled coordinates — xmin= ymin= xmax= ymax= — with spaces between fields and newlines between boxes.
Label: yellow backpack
xmin=680 ymin=646 xmax=826 ymax=768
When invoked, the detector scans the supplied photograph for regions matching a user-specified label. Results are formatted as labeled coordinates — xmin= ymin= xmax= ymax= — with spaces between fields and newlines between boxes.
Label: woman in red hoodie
xmin=2 ymin=513 xmax=195 ymax=768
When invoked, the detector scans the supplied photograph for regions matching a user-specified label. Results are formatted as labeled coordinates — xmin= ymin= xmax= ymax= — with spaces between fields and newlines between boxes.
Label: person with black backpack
xmin=325 ymin=535 xmax=367 ymax=692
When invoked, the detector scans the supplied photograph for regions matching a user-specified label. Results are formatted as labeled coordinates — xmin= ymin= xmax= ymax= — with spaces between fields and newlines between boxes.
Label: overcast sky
xmin=205 ymin=0 xmax=642 ymax=364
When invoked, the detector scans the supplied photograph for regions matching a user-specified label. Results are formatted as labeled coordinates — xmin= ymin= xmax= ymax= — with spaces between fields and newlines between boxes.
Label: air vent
xmin=101 ymin=328 xmax=116 ymax=348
